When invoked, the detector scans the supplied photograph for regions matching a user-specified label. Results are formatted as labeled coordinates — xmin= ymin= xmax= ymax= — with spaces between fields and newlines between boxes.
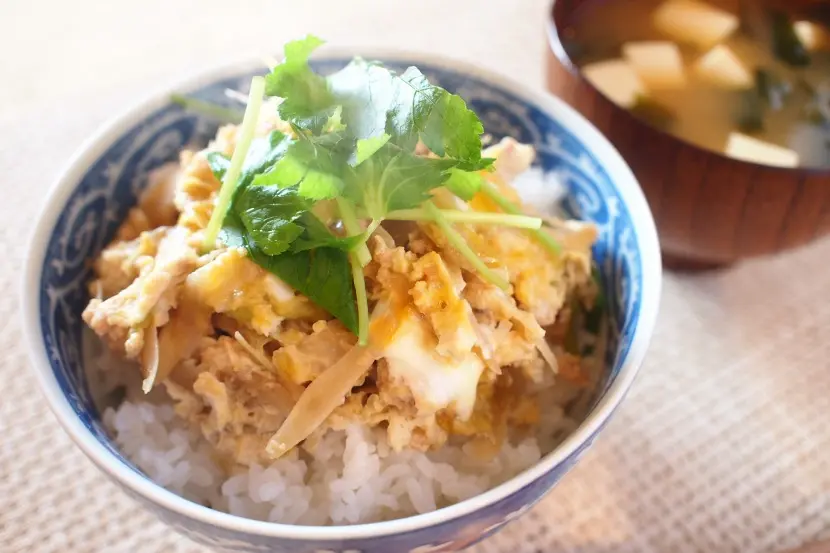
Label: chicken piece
xmin=386 ymin=412 xmax=449 ymax=451
xmin=114 ymin=162 xmax=180 ymax=241
xmin=115 ymin=208 xmax=153 ymax=242
xmin=165 ymin=336 xmax=294 ymax=466
xmin=425 ymin=138 xmax=596 ymax=326
xmin=88 ymin=227 xmax=167 ymax=298
xmin=174 ymin=150 xmax=223 ymax=232
xmin=482 ymin=137 xmax=536 ymax=182
xmin=155 ymin=294 xmax=214 ymax=385
xmin=185 ymin=248 xmax=323 ymax=337
xmin=463 ymin=278 xmax=545 ymax=370
xmin=324 ymin=389 xmax=449 ymax=452
xmin=543 ymin=218 xmax=599 ymax=306
xmin=139 ymin=162 xmax=180 ymax=228
xmin=419 ymin=208 xmax=595 ymax=327
xmin=83 ymin=226 xmax=200 ymax=358
xmin=273 ymin=320 xmax=357 ymax=385
xmin=409 ymin=251 xmax=477 ymax=359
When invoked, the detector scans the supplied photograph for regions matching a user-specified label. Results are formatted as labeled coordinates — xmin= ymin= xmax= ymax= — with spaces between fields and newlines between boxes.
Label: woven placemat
xmin=3 ymin=1 xmax=830 ymax=551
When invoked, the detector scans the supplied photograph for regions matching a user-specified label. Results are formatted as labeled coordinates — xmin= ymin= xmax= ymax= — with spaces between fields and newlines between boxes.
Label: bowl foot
xmin=661 ymin=251 xmax=734 ymax=272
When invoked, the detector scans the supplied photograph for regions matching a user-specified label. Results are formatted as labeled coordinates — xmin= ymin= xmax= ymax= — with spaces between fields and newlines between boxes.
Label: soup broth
xmin=562 ymin=0 xmax=830 ymax=168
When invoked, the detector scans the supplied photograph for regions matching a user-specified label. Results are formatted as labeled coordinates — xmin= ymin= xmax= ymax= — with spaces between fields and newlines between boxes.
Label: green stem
xmin=423 ymin=201 xmax=509 ymax=291
xmin=336 ymin=197 xmax=371 ymax=266
xmin=349 ymin=252 xmax=369 ymax=346
xmin=365 ymin=219 xmax=381 ymax=236
xmin=202 ymin=77 xmax=266 ymax=252
xmin=171 ymin=94 xmax=244 ymax=124
xmin=387 ymin=208 xmax=541 ymax=229
xmin=480 ymin=179 xmax=562 ymax=255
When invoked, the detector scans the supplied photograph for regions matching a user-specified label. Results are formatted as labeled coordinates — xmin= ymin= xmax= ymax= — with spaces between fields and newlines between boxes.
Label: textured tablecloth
xmin=3 ymin=1 xmax=830 ymax=551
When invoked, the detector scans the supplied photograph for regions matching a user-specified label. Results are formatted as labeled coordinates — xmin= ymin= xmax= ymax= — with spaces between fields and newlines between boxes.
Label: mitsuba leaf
xmin=208 ymin=131 xmax=291 ymax=189
xmin=236 ymin=185 xmax=309 ymax=256
xmin=399 ymin=68 xmax=485 ymax=162
xmin=218 ymin=208 xmax=246 ymax=249
xmin=289 ymin=213 xmax=364 ymax=253
xmin=344 ymin=145 xmax=452 ymax=219
xmin=355 ymin=134 xmax=391 ymax=166
xmin=268 ymin=46 xmax=491 ymax=168
xmin=207 ymin=152 xmax=231 ymax=181
xmin=265 ymin=35 xmax=334 ymax=128
xmin=252 ymin=133 xmax=350 ymax=200
xmin=248 ymin=245 xmax=358 ymax=334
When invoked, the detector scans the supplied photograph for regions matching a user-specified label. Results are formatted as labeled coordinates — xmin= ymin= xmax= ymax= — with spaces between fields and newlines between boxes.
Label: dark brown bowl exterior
xmin=546 ymin=0 xmax=830 ymax=269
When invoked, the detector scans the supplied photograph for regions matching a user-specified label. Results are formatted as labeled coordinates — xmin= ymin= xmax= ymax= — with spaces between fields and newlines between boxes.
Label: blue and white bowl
xmin=22 ymin=50 xmax=661 ymax=553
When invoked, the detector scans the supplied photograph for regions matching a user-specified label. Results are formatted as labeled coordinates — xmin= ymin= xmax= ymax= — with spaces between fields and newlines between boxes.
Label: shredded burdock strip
xmin=140 ymin=315 xmax=160 ymax=393
xmin=266 ymin=345 xmax=378 ymax=458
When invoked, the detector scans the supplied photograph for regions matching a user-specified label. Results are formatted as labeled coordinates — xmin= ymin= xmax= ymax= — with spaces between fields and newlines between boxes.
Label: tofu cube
xmin=623 ymin=41 xmax=687 ymax=89
xmin=654 ymin=0 xmax=740 ymax=49
xmin=694 ymin=44 xmax=753 ymax=89
xmin=582 ymin=59 xmax=645 ymax=108
xmin=794 ymin=21 xmax=827 ymax=52
xmin=725 ymin=133 xmax=799 ymax=167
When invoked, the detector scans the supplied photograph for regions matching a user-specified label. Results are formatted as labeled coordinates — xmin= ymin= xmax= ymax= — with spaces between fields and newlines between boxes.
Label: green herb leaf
xmin=241 ymin=131 xmax=292 ymax=184
xmin=208 ymin=131 xmax=292 ymax=191
xmin=289 ymin=214 xmax=364 ymax=253
xmin=443 ymin=168 xmax=483 ymax=200
xmin=249 ymin=245 xmax=359 ymax=335
xmin=417 ymin=81 xmax=486 ymax=162
xmin=326 ymin=61 xmax=490 ymax=167
xmin=219 ymin=208 xmax=247 ymax=249
xmin=265 ymin=35 xmax=334 ymax=129
xmin=204 ymin=131 xmax=293 ymax=250
xmin=344 ymin=146 xmax=451 ymax=220
xmin=252 ymin=134 xmax=349 ymax=200
xmin=355 ymin=134 xmax=391 ymax=165
xmin=207 ymin=152 xmax=231 ymax=181
xmin=236 ymin=185 xmax=309 ymax=256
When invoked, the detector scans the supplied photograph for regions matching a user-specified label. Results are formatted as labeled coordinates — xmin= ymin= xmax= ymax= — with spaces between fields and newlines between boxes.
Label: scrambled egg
xmin=83 ymin=130 xmax=599 ymax=466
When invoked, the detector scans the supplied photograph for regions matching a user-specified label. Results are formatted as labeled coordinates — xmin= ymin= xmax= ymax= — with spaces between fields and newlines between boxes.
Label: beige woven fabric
xmin=3 ymin=1 xmax=830 ymax=551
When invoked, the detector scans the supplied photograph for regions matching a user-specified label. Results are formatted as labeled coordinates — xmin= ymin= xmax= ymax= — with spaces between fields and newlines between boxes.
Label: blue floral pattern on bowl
xmin=34 ymin=58 xmax=644 ymax=553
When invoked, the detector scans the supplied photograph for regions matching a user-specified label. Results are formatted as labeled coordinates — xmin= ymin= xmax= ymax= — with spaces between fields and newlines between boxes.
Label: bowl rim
xmin=22 ymin=46 xmax=662 ymax=542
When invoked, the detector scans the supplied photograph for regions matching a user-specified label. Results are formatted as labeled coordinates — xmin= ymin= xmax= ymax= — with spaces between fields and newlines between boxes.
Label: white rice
xmin=91 ymin=336 xmax=581 ymax=526
xmin=88 ymin=168 xmax=590 ymax=525
xmin=98 ymin=374 xmax=579 ymax=525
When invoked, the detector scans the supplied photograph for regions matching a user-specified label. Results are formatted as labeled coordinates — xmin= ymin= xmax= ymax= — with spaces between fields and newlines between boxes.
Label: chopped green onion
xmin=423 ymin=201 xmax=509 ymax=291
xmin=479 ymin=179 xmax=562 ymax=255
xmin=336 ymin=197 xmax=371 ymax=266
xmin=349 ymin=252 xmax=369 ymax=346
xmin=170 ymin=94 xmax=244 ymax=124
xmin=387 ymin=208 xmax=542 ymax=229
xmin=202 ymin=76 xmax=266 ymax=252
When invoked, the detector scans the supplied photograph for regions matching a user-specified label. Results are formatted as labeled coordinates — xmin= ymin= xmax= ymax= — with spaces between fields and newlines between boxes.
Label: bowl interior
xmin=34 ymin=56 xmax=647 ymax=513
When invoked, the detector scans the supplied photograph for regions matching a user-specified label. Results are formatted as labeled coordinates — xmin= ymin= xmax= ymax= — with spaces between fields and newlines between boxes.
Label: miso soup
xmin=562 ymin=0 xmax=830 ymax=168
